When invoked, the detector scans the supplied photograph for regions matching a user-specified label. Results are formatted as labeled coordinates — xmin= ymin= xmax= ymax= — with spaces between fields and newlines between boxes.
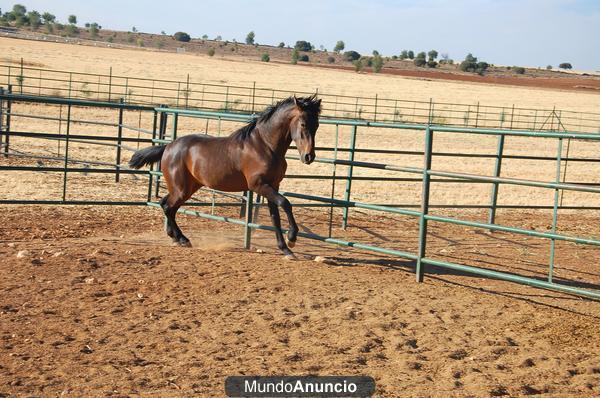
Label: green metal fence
xmin=1 ymin=91 xmax=599 ymax=299
xmin=3 ymin=61 xmax=600 ymax=133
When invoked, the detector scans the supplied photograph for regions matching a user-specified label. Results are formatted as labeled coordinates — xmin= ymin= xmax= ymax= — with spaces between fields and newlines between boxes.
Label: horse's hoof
xmin=286 ymin=238 xmax=296 ymax=248
xmin=284 ymin=253 xmax=298 ymax=261
xmin=173 ymin=239 xmax=192 ymax=247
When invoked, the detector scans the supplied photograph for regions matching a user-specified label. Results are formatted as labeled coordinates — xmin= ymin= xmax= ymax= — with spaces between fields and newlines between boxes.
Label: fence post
xmin=108 ymin=66 xmax=112 ymax=102
xmin=68 ymin=72 xmax=72 ymax=98
xmin=185 ymin=74 xmax=190 ymax=109
xmin=0 ymin=87 xmax=3 ymax=154
xmin=373 ymin=94 xmax=378 ymax=122
xmin=244 ymin=190 xmax=254 ymax=250
xmin=342 ymin=125 xmax=357 ymax=229
xmin=549 ymin=138 xmax=563 ymax=283
xmin=474 ymin=102 xmax=480 ymax=128
xmin=62 ymin=104 xmax=72 ymax=202
xmin=4 ymin=85 xmax=12 ymax=157
xmin=115 ymin=98 xmax=124 ymax=182
xmin=19 ymin=57 xmax=23 ymax=94
xmin=251 ymin=82 xmax=256 ymax=113
xmin=328 ymin=124 xmax=340 ymax=237
xmin=155 ymin=106 xmax=167 ymax=198
xmin=416 ymin=126 xmax=433 ymax=282
xmin=147 ymin=109 xmax=158 ymax=202
xmin=487 ymin=134 xmax=505 ymax=227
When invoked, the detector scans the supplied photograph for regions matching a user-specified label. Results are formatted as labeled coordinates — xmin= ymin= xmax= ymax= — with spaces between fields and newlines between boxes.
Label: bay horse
xmin=129 ymin=95 xmax=322 ymax=259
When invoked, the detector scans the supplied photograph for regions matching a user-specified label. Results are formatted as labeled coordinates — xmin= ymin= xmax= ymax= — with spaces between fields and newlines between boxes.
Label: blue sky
xmin=2 ymin=0 xmax=599 ymax=70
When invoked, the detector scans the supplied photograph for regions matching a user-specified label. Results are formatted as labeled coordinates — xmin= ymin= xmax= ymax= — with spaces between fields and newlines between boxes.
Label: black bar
xmin=116 ymin=98 xmax=124 ymax=182
xmin=4 ymin=85 xmax=11 ymax=156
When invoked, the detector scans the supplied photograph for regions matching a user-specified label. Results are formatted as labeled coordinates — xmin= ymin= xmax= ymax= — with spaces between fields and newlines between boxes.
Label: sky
xmin=2 ymin=0 xmax=599 ymax=71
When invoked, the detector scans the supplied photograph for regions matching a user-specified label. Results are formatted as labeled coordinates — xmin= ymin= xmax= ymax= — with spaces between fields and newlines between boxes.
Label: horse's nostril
xmin=304 ymin=154 xmax=311 ymax=163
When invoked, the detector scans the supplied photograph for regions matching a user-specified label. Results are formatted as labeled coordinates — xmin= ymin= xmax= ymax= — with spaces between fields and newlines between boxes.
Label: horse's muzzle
xmin=302 ymin=153 xmax=315 ymax=164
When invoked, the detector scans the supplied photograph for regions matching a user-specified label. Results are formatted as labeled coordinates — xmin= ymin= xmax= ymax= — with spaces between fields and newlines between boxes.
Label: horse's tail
xmin=129 ymin=145 xmax=166 ymax=169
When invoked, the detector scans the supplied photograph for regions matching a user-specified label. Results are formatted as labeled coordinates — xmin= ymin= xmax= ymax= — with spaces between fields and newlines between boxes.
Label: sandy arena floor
xmin=0 ymin=205 xmax=598 ymax=397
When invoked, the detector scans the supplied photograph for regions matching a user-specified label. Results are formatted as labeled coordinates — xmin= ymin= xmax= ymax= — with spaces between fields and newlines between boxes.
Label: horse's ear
xmin=292 ymin=95 xmax=298 ymax=106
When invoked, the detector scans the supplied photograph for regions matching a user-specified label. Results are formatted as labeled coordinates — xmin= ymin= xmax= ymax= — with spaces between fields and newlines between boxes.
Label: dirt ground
xmin=0 ymin=205 xmax=598 ymax=397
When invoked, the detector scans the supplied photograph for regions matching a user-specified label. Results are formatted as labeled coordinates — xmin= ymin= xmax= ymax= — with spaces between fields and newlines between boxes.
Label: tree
xmin=291 ymin=49 xmax=299 ymax=64
xmin=215 ymin=35 xmax=222 ymax=40
xmin=202 ymin=34 xmax=208 ymax=39
xmin=294 ymin=40 xmax=312 ymax=51
xmin=89 ymin=22 xmax=99 ymax=38
xmin=343 ymin=50 xmax=361 ymax=61
xmin=278 ymin=42 xmax=285 ymax=48
xmin=546 ymin=65 xmax=552 ymax=70
xmin=327 ymin=56 xmax=335 ymax=64
xmin=513 ymin=66 xmax=525 ymax=74
xmin=372 ymin=54 xmax=384 ymax=73
xmin=407 ymin=50 xmax=414 ymax=59
xmin=12 ymin=4 xmax=26 ymax=16
xmin=245 ymin=31 xmax=255 ymax=45
xmin=41 ymin=12 xmax=55 ymax=24
xmin=173 ymin=32 xmax=191 ymax=42
xmin=261 ymin=53 xmax=270 ymax=62
xmin=353 ymin=58 xmax=363 ymax=72
xmin=459 ymin=53 xmax=489 ymax=74
xmin=68 ymin=15 xmax=77 ymax=25
xmin=399 ymin=50 xmax=408 ymax=60
xmin=414 ymin=57 xmax=426 ymax=67
xmin=334 ymin=40 xmax=345 ymax=53
xmin=372 ymin=50 xmax=380 ymax=56
xmin=559 ymin=62 xmax=572 ymax=69
xmin=299 ymin=54 xmax=309 ymax=62
xmin=427 ymin=50 xmax=438 ymax=62
xmin=27 ymin=11 xmax=41 ymax=29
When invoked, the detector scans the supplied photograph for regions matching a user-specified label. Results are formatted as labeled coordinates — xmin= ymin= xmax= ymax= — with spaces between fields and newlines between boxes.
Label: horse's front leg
xmin=251 ymin=183 xmax=299 ymax=257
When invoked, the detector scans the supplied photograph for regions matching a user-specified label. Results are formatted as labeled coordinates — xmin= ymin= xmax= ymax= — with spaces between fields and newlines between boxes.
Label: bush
xmin=546 ymin=65 xmax=552 ymax=70
xmin=294 ymin=40 xmax=312 ymax=51
xmin=513 ymin=66 xmax=525 ymax=74
xmin=291 ymin=49 xmax=299 ymax=64
xmin=327 ymin=56 xmax=335 ymax=64
xmin=459 ymin=53 xmax=489 ymax=74
xmin=261 ymin=53 xmax=270 ymax=62
xmin=207 ymin=48 xmax=215 ymax=56
xmin=173 ymin=32 xmax=191 ymax=42
xmin=278 ymin=42 xmax=285 ymax=48
xmin=137 ymin=38 xmax=144 ymax=47
xmin=353 ymin=59 xmax=363 ymax=72
xmin=372 ymin=55 xmax=384 ymax=72
xmin=427 ymin=60 xmax=438 ymax=68
xmin=65 ymin=24 xmax=79 ymax=36
xmin=89 ymin=23 xmax=99 ymax=38
xmin=343 ymin=50 xmax=361 ymax=61
xmin=414 ymin=57 xmax=426 ymax=67
xmin=559 ymin=62 xmax=572 ymax=69
xmin=299 ymin=54 xmax=309 ymax=62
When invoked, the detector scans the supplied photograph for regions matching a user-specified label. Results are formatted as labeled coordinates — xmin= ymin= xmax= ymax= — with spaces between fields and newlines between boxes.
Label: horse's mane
xmin=231 ymin=95 xmax=321 ymax=141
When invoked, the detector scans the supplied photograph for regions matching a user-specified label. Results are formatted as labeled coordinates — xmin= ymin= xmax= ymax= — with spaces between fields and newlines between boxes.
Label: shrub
xmin=107 ymin=36 xmax=114 ymax=43
xmin=353 ymin=59 xmax=363 ymax=72
xmin=327 ymin=56 xmax=335 ymax=64
xmin=173 ymin=32 xmax=191 ymax=42
xmin=513 ymin=66 xmax=525 ymax=74
xmin=427 ymin=60 xmax=438 ymax=68
xmin=459 ymin=53 xmax=489 ymax=74
xmin=299 ymin=54 xmax=309 ymax=62
xmin=89 ymin=23 xmax=99 ymax=38
xmin=291 ymin=49 xmax=299 ymax=64
xmin=546 ymin=65 xmax=552 ymax=70
xmin=65 ymin=24 xmax=79 ymax=36
xmin=372 ymin=54 xmax=384 ymax=72
xmin=137 ymin=38 xmax=144 ymax=47
xmin=246 ymin=31 xmax=255 ymax=45
xmin=559 ymin=62 xmax=572 ymax=69
xmin=343 ymin=50 xmax=361 ymax=61
xmin=261 ymin=53 xmax=270 ymax=62
xmin=208 ymin=48 xmax=215 ymax=56
xmin=278 ymin=42 xmax=285 ymax=48
xmin=294 ymin=40 xmax=312 ymax=51
xmin=414 ymin=57 xmax=426 ymax=67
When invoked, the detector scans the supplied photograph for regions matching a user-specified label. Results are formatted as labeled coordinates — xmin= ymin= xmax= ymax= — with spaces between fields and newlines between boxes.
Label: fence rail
xmin=3 ymin=62 xmax=600 ymax=133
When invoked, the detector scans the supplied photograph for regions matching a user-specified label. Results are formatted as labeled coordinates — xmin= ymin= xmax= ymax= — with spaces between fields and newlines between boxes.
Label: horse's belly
xmin=202 ymin=170 xmax=248 ymax=192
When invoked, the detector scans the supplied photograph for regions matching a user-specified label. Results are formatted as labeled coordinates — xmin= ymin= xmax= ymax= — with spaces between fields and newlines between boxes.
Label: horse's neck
xmin=257 ymin=110 xmax=293 ymax=156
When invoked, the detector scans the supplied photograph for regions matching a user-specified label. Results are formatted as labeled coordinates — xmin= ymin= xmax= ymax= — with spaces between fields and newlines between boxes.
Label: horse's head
xmin=290 ymin=95 xmax=322 ymax=165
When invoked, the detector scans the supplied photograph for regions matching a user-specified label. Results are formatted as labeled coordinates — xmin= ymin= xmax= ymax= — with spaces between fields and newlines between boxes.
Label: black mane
xmin=231 ymin=95 xmax=321 ymax=141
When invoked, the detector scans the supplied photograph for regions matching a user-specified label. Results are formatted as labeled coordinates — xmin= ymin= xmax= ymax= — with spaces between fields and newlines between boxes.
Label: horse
xmin=129 ymin=95 xmax=322 ymax=259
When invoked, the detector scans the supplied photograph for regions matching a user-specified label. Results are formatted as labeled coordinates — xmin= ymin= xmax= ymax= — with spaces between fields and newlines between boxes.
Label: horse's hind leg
xmin=161 ymin=183 xmax=201 ymax=247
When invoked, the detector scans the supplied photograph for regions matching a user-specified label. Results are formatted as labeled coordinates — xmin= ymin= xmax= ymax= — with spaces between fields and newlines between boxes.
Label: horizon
xmin=1 ymin=0 xmax=599 ymax=71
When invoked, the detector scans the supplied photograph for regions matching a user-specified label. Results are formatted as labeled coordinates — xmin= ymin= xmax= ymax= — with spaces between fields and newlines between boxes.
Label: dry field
xmin=1 ymin=38 xmax=599 ymax=397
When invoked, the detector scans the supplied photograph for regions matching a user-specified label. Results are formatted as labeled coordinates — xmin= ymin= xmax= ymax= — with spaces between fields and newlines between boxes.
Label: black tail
xmin=129 ymin=145 xmax=166 ymax=169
